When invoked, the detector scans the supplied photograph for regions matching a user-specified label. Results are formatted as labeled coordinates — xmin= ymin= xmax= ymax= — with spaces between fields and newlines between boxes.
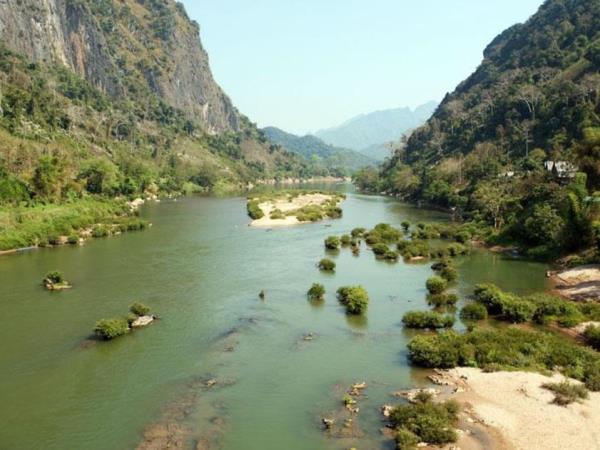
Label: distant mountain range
xmin=314 ymin=101 xmax=438 ymax=160
xmin=262 ymin=127 xmax=375 ymax=176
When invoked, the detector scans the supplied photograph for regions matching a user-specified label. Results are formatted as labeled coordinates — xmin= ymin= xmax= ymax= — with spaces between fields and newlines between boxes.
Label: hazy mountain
xmin=263 ymin=127 xmax=376 ymax=175
xmin=314 ymin=101 xmax=437 ymax=157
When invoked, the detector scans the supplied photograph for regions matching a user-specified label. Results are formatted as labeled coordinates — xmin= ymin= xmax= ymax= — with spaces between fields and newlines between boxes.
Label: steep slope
xmin=0 ymin=0 xmax=312 ymax=208
xmin=315 ymin=101 xmax=437 ymax=155
xmin=263 ymin=127 xmax=375 ymax=176
xmin=367 ymin=0 xmax=600 ymax=259
xmin=0 ymin=0 xmax=238 ymax=134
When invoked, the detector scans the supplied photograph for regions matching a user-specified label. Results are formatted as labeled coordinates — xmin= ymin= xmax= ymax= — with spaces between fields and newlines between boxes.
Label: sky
xmin=181 ymin=0 xmax=544 ymax=135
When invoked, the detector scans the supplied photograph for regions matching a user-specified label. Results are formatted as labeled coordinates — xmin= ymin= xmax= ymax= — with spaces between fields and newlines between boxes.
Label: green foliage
xmin=408 ymin=328 xmax=600 ymax=390
xmin=427 ymin=293 xmax=459 ymax=308
xmin=318 ymin=258 xmax=336 ymax=272
xmin=439 ymin=265 xmax=458 ymax=282
xmin=45 ymin=270 xmax=64 ymax=284
xmin=324 ymin=236 xmax=341 ymax=250
xmin=398 ymin=240 xmax=429 ymax=259
xmin=426 ymin=276 xmax=447 ymax=295
xmin=390 ymin=398 xmax=459 ymax=447
xmin=129 ymin=302 xmax=151 ymax=316
xmin=460 ymin=303 xmax=488 ymax=321
xmin=402 ymin=311 xmax=455 ymax=329
xmin=340 ymin=234 xmax=351 ymax=246
xmin=542 ymin=381 xmax=589 ymax=405
xmin=351 ymin=227 xmax=366 ymax=238
xmin=584 ymin=325 xmax=600 ymax=351
xmin=94 ymin=318 xmax=130 ymax=340
xmin=307 ymin=283 xmax=325 ymax=301
xmin=336 ymin=285 xmax=369 ymax=315
xmin=372 ymin=242 xmax=390 ymax=256
xmin=247 ymin=200 xmax=264 ymax=220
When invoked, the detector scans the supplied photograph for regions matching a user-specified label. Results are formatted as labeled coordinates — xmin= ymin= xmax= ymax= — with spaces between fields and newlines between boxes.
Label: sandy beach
xmin=250 ymin=193 xmax=340 ymax=227
xmin=436 ymin=368 xmax=600 ymax=450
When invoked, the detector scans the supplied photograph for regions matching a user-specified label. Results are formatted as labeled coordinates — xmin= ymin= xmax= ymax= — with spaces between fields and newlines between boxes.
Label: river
xmin=0 ymin=187 xmax=550 ymax=450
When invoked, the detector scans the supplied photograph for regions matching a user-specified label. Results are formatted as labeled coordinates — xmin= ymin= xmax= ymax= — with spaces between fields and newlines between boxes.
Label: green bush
xmin=324 ymin=236 xmax=341 ymax=250
xmin=390 ymin=398 xmax=459 ymax=447
xmin=398 ymin=240 xmax=429 ymax=259
xmin=500 ymin=296 xmax=536 ymax=323
xmin=584 ymin=325 xmax=600 ymax=351
xmin=407 ymin=328 xmax=600 ymax=390
xmin=402 ymin=311 xmax=455 ymax=329
xmin=91 ymin=225 xmax=109 ymax=238
xmin=426 ymin=276 xmax=447 ymax=295
xmin=94 ymin=318 xmax=130 ymax=340
xmin=401 ymin=221 xmax=410 ymax=232
xmin=473 ymin=283 xmax=504 ymax=314
xmin=45 ymin=270 xmax=64 ymax=284
xmin=318 ymin=258 xmax=336 ymax=271
xmin=384 ymin=250 xmax=399 ymax=261
xmin=460 ymin=303 xmax=488 ymax=321
xmin=307 ymin=283 xmax=325 ymax=301
xmin=455 ymin=230 xmax=471 ymax=243
xmin=336 ymin=285 xmax=369 ymax=315
xmin=541 ymin=381 xmax=589 ymax=405
xmin=340 ymin=234 xmax=351 ymax=246
xmin=372 ymin=242 xmax=390 ymax=256
xmin=129 ymin=302 xmax=151 ymax=316
xmin=247 ymin=199 xmax=264 ymax=220
xmin=440 ymin=265 xmax=458 ymax=282
xmin=67 ymin=235 xmax=79 ymax=245
xmin=351 ymin=227 xmax=366 ymax=238
xmin=427 ymin=293 xmax=459 ymax=308
xmin=372 ymin=223 xmax=402 ymax=242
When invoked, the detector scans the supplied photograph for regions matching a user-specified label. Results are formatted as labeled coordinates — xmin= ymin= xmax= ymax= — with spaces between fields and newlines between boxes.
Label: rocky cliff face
xmin=0 ymin=0 xmax=238 ymax=134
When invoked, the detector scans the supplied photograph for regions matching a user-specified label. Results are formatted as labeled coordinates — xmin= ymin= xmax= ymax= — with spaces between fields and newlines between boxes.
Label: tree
xmin=524 ymin=204 xmax=565 ymax=245
xmin=31 ymin=154 xmax=65 ymax=201
xmin=336 ymin=286 xmax=369 ymax=314
xmin=472 ymin=181 xmax=516 ymax=229
xmin=78 ymin=159 xmax=120 ymax=195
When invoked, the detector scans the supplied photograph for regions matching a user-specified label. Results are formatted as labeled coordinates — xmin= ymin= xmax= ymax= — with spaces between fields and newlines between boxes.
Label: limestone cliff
xmin=0 ymin=0 xmax=238 ymax=134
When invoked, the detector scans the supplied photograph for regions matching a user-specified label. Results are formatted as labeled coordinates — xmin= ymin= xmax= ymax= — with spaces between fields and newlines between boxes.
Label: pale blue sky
xmin=182 ymin=0 xmax=544 ymax=134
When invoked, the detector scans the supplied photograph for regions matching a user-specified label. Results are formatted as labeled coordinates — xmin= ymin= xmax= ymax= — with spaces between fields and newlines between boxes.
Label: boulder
xmin=131 ymin=315 xmax=154 ymax=328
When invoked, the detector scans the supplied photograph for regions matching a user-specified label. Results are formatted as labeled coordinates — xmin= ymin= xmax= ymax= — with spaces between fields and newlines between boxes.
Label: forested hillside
xmin=357 ymin=0 xmax=600 ymax=260
xmin=263 ymin=127 xmax=375 ymax=176
xmin=0 ymin=0 xmax=312 ymax=250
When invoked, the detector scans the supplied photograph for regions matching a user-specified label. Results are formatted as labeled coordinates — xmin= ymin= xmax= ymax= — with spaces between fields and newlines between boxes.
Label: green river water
xmin=0 ymin=186 xmax=550 ymax=450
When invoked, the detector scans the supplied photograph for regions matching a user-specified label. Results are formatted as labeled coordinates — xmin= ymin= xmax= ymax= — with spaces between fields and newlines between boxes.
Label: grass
xmin=541 ymin=380 xmax=589 ymax=405
xmin=0 ymin=198 xmax=133 ymax=251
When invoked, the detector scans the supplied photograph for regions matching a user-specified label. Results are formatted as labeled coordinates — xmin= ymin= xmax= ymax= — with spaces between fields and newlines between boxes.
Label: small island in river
xmin=247 ymin=191 xmax=345 ymax=227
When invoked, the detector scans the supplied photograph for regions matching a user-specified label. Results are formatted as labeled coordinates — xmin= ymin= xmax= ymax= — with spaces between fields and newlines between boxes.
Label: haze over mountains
xmin=314 ymin=101 xmax=438 ymax=160
xmin=262 ymin=127 xmax=375 ymax=176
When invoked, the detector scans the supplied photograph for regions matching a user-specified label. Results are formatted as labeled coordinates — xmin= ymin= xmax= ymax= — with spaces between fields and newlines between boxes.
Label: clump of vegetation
xmin=402 ymin=311 xmax=455 ymax=329
xmin=42 ymin=270 xmax=71 ymax=290
xmin=94 ymin=318 xmax=130 ymax=340
xmin=351 ymin=227 xmax=366 ymax=238
xmin=384 ymin=250 xmax=399 ymax=262
xmin=397 ymin=240 xmax=429 ymax=259
xmin=426 ymin=276 xmax=447 ymax=295
xmin=407 ymin=328 xmax=600 ymax=391
xmin=365 ymin=223 xmax=402 ymax=246
xmin=427 ymin=293 xmax=459 ymax=308
xmin=372 ymin=242 xmax=390 ymax=256
xmin=337 ymin=286 xmax=369 ymax=315
xmin=340 ymin=234 xmax=352 ymax=246
xmin=130 ymin=302 xmax=151 ymax=316
xmin=542 ymin=381 xmax=589 ymax=406
xmin=584 ymin=325 xmax=600 ymax=351
xmin=318 ymin=258 xmax=336 ymax=272
xmin=247 ymin=199 xmax=265 ymax=220
xmin=472 ymin=284 xmax=589 ymax=326
xmin=460 ymin=303 xmax=488 ymax=321
xmin=67 ymin=235 xmax=79 ymax=245
xmin=307 ymin=283 xmax=325 ymax=301
xmin=389 ymin=396 xmax=459 ymax=449
xmin=324 ymin=236 xmax=341 ymax=250
xmin=270 ymin=209 xmax=285 ymax=220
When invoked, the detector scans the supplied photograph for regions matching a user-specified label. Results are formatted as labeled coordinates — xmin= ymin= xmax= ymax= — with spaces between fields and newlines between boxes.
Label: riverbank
xmin=432 ymin=368 xmax=600 ymax=450
xmin=0 ymin=198 xmax=149 ymax=256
